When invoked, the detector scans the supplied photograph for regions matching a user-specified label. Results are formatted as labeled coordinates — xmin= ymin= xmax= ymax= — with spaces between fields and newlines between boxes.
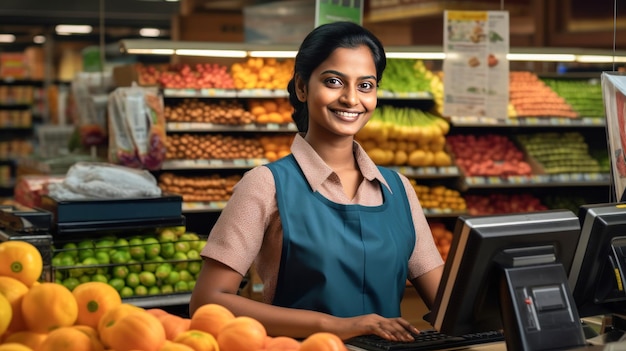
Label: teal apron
xmin=266 ymin=154 xmax=415 ymax=318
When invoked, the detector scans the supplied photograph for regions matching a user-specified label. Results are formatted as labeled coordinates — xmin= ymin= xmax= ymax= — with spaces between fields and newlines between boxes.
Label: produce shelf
xmin=377 ymin=90 xmax=433 ymax=100
xmin=389 ymin=166 xmax=460 ymax=178
xmin=461 ymin=173 xmax=610 ymax=190
xmin=182 ymin=201 xmax=227 ymax=213
xmin=162 ymin=88 xmax=289 ymax=99
xmin=166 ymin=122 xmax=297 ymax=133
xmin=450 ymin=116 xmax=605 ymax=128
xmin=161 ymin=158 xmax=268 ymax=170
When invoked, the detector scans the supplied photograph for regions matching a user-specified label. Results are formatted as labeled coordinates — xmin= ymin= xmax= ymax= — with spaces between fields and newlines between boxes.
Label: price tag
xmin=266 ymin=123 xmax=279 ymax=130
xmin=209 ymin=159 xmax=224 ymax=167
xmin=233 ymin=159 xmax=247 ymax=167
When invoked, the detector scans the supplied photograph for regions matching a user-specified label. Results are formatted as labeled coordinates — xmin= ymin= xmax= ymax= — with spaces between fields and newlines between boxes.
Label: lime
xmin=180 ymin=233 xmax=200 ymax=241
xmin=54 ymin=270 xmax=65 ymax=281
xmin=82 ymin=257 xmax=99 ymax=275
xmin=68 ymin=264 xmax=85 ymax=278
xmin=173 ymin=252 xmax=188 ymax=270
xmin=172 ymin=226 xmax=186 ymax=235
xmin=148 ymin=286 xmax=161 ymax=295
xmin=109 ymin=277 xmax=125 ymax=292
xmin=179 ymin=269 xmax=193 ymax=282
xmin=95 ymin=251 xmax=111 ymax=264
xmin=78 ymin=240 xmax=95 ymax=249
xmin=62 ymin=242 xmax=79 ymax=258
xmin=95 ymin=238 xmax=115 ymax=253
xmin=63 ymin=277 xmax=81 ymax=291
xmin=127 ymin=260 xmax=142 ymax=273
xmin=187 ymin=249 xmax=200 ymax=260
xmin=59 ymin=254 xmax=75 ymax=267
xmin=174 ymin=280 xmax=189 ymax=292
xmin=158 ymin=229 xmax=177 ymax=243
xmin=160 ymin=284 xmax=174 ymax=294
xmin=120 ymin=286 xmax=134 ymax=298
xmin=145 ymin=243 xmax=161 ymax=259
xmin=160 ymin=242 xmax=176 ymax=259
xmin=129 ymin=245 xmax=146 ymax=260
xmin=166 ymin=271 xmax=180 ymax=285
xmin=187 ymin=280 xmax=196 ymax=291
xmin=112 ymin=265 xmax=130 ymax=279
xmin=143 ymin=256 xmax=164 ymax=272
xmin=134 ymin=285 xmax=148 ymax=296
xmin=139 ymin=271 xmax=157 ymax=287
xmin=191 ymin=240 xmax=206 ymax=252
xmin=110 ymin=250 xmax=131 ymax=264
xmin=126 ymin=272 xmax=140 ymax=288
xmin=115 ymin=238 xmax=130 ymax=248
xmin=174 ymin=241 xmax=191 ymax=253
xmin=52 ymin=255 xmax=63 ymax=267
xmin=155 ymin=263 xmax=173 ymax=280
xmin=79 ymin=275 xmax=91 ymax=284
xmin=187 ymin=261 xmax=202 ymax=275
xmin=91 ymin=273 xmax=108 ymax=283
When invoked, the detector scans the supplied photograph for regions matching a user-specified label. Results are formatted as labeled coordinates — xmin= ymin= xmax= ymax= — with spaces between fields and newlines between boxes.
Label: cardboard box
xmin=172 ymin=12 xmax=244 ymax=42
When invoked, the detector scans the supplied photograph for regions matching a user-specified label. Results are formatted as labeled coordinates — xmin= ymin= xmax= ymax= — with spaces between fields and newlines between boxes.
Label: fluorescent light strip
xmin=55 ymin=24 xmax=93 ymax=34
xmin=139 ymin=28 xmax=161 ymax=38
xmin=175 ymin=49 xmax=247 ymax=58
xmin=576 ymin=55 xmax=626 ymax=63
xmin=248 ymin=50 xmax=297 ymax=58
xmin=386 ymin=52 xmax=446 ymax=60
xmin=506 ymin=53 xmax=576 ymax=62
xmin=0 ymin=34 xmax=16 ymax=43
xmin=127 ymin=48 xmax=175 ymax=55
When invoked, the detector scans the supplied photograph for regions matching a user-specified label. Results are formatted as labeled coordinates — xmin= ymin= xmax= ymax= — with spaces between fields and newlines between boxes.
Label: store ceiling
xmin=0 ymin=0 xmax=268 ymax=47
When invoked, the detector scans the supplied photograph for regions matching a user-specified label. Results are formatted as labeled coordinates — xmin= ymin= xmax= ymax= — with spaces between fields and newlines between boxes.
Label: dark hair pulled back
xmin=287 ymin=21 xmax=386 ymax=133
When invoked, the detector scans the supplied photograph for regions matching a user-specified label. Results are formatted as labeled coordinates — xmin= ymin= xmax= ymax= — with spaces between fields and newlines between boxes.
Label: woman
xmin=190 ymin=21 xmax=444 ymax=342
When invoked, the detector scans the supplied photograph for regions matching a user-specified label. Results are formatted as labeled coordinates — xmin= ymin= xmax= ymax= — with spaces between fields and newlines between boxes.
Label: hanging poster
xmin=601 ymin=72 xmax=626 ymax=202
xmin=443 ymin=10 xmax=509 ymax=119
xmin=315 ymin=0 xmax=363 ymax=26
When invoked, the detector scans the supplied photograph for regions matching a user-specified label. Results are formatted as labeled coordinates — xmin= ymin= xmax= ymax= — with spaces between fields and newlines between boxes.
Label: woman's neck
xmin=304 ymin=133 xmax=357 ymax=171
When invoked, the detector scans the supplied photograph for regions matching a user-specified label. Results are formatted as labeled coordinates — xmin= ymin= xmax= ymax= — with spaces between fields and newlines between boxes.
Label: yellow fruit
xmin=21 ymin=282 xmax=78 ymax=333
xmin=0 ymin=343 xmax=33 ymax=351
xmin=72 ymin=281 xmax=122 ymax=329
xmin=0 ymin=241 xmax=43 ymax=287
xmin=0 ymin=293 xmax=12 ymax=337
xmin=0 ymin=276 xmax=29 ymax=333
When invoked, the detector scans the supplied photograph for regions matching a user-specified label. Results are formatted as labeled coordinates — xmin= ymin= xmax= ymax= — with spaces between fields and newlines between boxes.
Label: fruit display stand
xmin=0 ymin=194 xmax=210 ymax=312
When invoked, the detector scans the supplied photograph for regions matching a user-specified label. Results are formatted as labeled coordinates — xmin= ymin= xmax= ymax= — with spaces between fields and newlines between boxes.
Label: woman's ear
xmin=295 ymin=74 xmax=307 ymax=102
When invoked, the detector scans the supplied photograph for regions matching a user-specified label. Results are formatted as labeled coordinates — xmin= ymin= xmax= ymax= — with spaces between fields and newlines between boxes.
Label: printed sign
xmin=443 ymin=10 xmax=509 ymax=119
xmin=601 ymin=72 xmax=626 ymax=201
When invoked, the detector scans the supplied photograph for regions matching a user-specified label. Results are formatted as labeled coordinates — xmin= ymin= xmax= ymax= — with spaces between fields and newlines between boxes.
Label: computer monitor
xmin=569 ymin=202 xmax=626 ymax=320
xmin=429 ymin=210 xmax=587 ymax=351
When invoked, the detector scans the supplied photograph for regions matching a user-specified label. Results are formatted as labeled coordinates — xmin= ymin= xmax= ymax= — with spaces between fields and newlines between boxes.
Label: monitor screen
xmin=569 ymin=202 xmax=626 ymax=318
xmin=429 ymin=210 xmax=586 ymax=351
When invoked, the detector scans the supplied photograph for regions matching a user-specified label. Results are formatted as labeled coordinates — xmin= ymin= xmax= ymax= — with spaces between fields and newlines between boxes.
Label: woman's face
xmin=298 ymin=45 xmax=378 ymax=139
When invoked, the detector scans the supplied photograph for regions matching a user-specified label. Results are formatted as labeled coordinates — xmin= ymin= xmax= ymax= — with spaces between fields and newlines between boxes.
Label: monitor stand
xmin=496 ymin=247 xmax=587 ymax=351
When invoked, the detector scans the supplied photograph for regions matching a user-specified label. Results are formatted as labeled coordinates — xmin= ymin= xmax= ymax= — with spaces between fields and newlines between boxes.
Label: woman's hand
xmin=331 ymin=314 xmax=421 ymax=341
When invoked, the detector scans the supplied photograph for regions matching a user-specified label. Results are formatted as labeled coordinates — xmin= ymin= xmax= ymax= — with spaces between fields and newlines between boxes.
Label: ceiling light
xmin=55 ymin=24 xmax=93 ymax=35
xmin=0 ymin=34 xmax=16 ymax=43
xmin=33 ymin=35 xmax=46 ymax=44
xmin=248 ymin=50 xmax=297 ymax=58
xmin=506 ymin=53 xmax=577 ymax=62
xmin=139 ymin=28 xmax=161 ymax=38
xmin=175 ymin=49 xmax=247 ymax=58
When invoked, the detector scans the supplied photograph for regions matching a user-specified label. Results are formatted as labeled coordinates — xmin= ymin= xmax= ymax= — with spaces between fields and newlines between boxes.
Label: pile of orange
xmin=0 ymin=239 xmax=348 ymax=351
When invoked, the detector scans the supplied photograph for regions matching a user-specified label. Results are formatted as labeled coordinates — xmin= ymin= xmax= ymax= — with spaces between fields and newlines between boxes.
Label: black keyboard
xmin=345 ymin=329 xmax=505 ymax=351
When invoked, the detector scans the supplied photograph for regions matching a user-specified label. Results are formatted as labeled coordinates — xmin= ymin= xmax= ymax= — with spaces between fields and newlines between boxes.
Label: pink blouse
xmin=201 ymin=133 xmax=444 ymax=303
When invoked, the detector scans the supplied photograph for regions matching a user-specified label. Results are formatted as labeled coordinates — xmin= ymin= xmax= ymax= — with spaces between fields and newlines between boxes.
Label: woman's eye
xmin=325 ymin=77 xmax=342 ymax=86
xmin=359 ymin=82 xmax=375 ymax=91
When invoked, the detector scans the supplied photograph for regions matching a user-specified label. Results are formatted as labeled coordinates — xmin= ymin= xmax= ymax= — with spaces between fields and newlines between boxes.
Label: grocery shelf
xmin=389 ymin=166 xmax=460 ymax=178
xmin=162 ymin=88 xmax=289 ymax=99
xmin=182 ymin=201 xmax=227 ymax=213
xmin=161 ymin=158 xmax=268 ymax=170
xmin=166 ymin=122 xmax=297 ymax=133
xmin=461 ymin=173 xmax=610 ymax=190
xmin=377 ymin=91 xmax=433 ymax=100
xmin=449 ymin=116 xmax=606 ymax=128
xmin=122 ymin=292 xmax=191 ymax=309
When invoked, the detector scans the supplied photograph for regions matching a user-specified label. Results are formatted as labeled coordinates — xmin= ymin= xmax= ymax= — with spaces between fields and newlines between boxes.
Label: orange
xmin=217 ymin=316 xmax=266 ymax=351
xmin=73 ymin=325 xmax=105 ymax=351
xmin=37 ymin=326 xmax=92 ymax=351
xmin=2 ymin=330 xmax=47 ymax=350
xmin=264 ymin=336 xmax=301 ymax=350
xmin=0 ymin=293 xmax=12 ymax=337
xmin=159 ymin=314 xmax=190 ymax=341
xmin=72 ymin=281 xmax=122 ymax=329
xmin=107 ymin=311 xmax=166 ymax=351
xmin=173 ymin=330 xmax=219 ymax=351
xmin=300 ymin=332 xmax=347 ymax=351
xmin=0 ymin=240 xmax=43 ymax=287
xmin=159 ymin=340 xmax=195 ymax=351
xmin=0 ymin=343 xmax=33 ymax=351
xmin=97 ymin=303 xmax=144 ymax=349
xmin=189 ymin=303 xmax=234 ymax=338
xmin=0 ymin=276 xmax=29 ymax=333
xmin=21 ymin=282 xmax=78 ymax=333
xmin=146 ymin=308 xmax=169 ymax=318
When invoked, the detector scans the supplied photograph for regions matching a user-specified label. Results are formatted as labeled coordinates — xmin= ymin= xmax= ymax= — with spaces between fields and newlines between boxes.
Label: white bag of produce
xmin=47 ymin=161 xmax=162 ymax=200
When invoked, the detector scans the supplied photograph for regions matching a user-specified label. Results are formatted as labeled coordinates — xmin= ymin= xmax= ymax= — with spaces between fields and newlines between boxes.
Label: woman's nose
xmin=339 ymin=87 xmax=358 ymax=106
